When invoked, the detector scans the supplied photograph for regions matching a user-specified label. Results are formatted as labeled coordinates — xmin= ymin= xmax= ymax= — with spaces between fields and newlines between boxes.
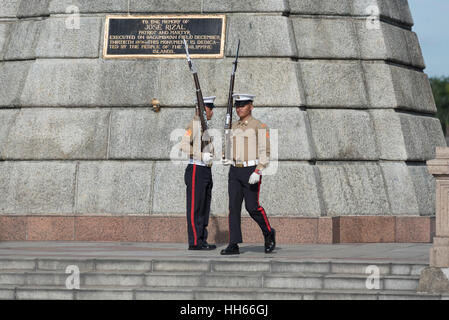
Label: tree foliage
xmin=430 ymin=76 xmax=449 ymax=135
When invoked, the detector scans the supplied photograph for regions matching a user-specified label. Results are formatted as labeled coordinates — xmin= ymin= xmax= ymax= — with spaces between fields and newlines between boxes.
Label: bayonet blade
xmin=233 ymin=39 xmax=240 ymax=74
xmin=183 ymin=38 xmax=196 ymax=73
xmin=236 ymin=39 xmax=240 ymax=61
xmin=183 ymin=39 xmax=190 ymax=59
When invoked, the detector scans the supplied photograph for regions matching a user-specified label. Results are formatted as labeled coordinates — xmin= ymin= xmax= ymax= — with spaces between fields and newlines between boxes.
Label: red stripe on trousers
xmin=257 ymin=176 xmax=271 ymax=232
xmin=191 ymin=164 xmax=198 ymax=246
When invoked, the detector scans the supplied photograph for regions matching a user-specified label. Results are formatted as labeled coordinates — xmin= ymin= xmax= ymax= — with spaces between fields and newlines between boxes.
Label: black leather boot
xmin=264 ymin=229 xmax=276 ymax=253
xmin=220 ymin=243 xmax=240 ymax=255
xmin=202 ymin=242 xmax=217 ymax=250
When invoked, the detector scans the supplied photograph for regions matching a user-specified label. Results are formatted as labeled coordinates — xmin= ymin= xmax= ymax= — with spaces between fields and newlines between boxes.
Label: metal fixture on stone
xmin=152 ymin=98 xmax=161 ymax=113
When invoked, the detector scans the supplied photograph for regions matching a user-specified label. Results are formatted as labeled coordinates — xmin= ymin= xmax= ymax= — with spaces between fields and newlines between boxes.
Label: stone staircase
xmin=0 ymin=257 xmax=447 ymax=300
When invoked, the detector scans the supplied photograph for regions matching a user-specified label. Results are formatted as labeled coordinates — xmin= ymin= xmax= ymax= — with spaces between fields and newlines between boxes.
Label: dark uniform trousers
xmin=184 ymin=164 xmax=213 ymax=247
xmin=228 ymin=165 xmax=272 ymax=244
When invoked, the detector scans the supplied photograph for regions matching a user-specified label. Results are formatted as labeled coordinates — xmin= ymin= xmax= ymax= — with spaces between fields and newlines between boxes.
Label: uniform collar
xmin=238 ymin=115 xmax=253 ymax=126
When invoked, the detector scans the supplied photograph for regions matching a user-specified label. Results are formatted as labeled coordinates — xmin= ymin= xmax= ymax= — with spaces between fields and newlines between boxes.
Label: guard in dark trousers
xmin=221 ymin=94 xmax=276 ymax=255
xmin=180 ymin=96 xmax=217 ymax=250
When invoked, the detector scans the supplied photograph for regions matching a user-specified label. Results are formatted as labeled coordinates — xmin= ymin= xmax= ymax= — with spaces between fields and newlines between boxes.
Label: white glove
xmin=221 ymin=159 xmax=232 ymax=166
xmin=202 ymin=152 xmax=213 ymax=165
xmin=248 ymin=171 xmax=261 ymax=184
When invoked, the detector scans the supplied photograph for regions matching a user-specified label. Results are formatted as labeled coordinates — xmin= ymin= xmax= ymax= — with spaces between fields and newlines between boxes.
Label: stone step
xmin=0 ymin=257 xmax=433 ymax=300
xmin=0 ymin=258 xmax=427 ymax=276
xmin=0 ymin=270 xmax=420 ymax=291
xmin=0 ymin=285 xmax=446 ymax=300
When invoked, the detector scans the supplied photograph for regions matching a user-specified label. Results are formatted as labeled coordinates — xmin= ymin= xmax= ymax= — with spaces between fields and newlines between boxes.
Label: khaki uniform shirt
xmin=232 ymin=115 xmax=270 ymax=171
xmin=180 ymin=115 xmax=214 ymax=161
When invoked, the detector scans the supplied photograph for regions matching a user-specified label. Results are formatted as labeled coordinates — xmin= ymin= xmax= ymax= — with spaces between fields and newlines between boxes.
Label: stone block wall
xmin=0 ymin=0 xmax=444 ymax=243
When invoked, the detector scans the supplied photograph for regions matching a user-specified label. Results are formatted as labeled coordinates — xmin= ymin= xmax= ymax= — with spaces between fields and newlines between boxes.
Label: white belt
xmin=232 ymin=160 xmax=259 ymax=168
xmin=189 ymin=159 xmax=212 ymax=167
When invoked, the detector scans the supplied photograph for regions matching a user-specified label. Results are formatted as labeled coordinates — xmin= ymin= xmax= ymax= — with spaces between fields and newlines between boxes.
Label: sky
xmin=408 ymin=0 xmax=449 ymax=78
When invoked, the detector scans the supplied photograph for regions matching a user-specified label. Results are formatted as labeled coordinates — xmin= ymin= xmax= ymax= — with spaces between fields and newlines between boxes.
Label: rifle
xmin=183 ymin=39 xmax=211 ymax=151
xmin=222 ymin=40 xmax=240 ymax=161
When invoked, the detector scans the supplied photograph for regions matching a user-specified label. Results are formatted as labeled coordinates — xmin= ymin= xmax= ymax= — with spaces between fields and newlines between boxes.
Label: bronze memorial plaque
xmin=103 ymin=15 xmax=226 ymax=59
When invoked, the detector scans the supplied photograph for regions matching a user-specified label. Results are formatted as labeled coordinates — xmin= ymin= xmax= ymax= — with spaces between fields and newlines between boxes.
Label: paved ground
xmin=0 ymin=241 xmax=432 ymax=264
